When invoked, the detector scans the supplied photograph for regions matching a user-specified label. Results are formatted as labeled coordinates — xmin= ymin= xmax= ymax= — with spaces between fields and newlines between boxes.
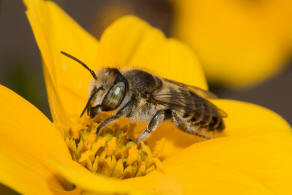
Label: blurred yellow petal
xmin=0 ymin=152 xmax=53 ymax=195
xmin=174 ymin=0 xmax=292 ymax=88
xmin=24 ymin=0 xmax=99 ymax=126
xmin=98 ymin=15 xmax=207 ymax=89
xmin=0 ymin=85 xmax=80 ymax=193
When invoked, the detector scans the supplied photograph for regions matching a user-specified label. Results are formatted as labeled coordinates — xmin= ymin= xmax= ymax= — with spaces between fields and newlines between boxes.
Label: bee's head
xmin=85 ymin=68 xmax=128 ymax=118
xmin=60 ymin=52 xmax=128 ymax=118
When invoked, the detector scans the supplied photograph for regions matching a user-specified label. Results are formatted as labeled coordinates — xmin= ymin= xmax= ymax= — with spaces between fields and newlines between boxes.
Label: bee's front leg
xmin=136 ymin=110 xmax=166 ymax=144
xmin=96 ymin=99 xmax=135 ymax=134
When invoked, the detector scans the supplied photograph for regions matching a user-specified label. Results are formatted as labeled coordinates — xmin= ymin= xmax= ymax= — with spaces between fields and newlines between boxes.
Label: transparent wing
xmin=151 ymin=90 xmax=227 ymax=118
xmin=187 ymin=85 xmax=218 ymax=99
xmin=162 ymin=78 xmax=218 ymax=99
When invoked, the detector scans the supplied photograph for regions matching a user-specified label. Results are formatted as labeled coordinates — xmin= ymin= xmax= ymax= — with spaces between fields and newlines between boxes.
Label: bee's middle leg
xmin=136 ymin=110 xmax=166 ymax=143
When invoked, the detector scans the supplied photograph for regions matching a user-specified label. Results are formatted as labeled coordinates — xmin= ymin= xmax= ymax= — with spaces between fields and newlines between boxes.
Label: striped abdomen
xmin=184 ymin=92 xmax=225 ymax=131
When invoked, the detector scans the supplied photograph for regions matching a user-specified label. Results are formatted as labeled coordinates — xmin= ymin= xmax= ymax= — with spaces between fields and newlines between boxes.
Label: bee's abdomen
xmin=208 ymin=116 xmax=225 ymax=131
xmin=188 ymin=95 xmax=225 ymax=132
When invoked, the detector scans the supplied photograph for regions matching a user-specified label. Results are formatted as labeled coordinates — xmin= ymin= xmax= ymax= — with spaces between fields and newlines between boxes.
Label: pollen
xmin=64 ymin=114 xmax=161 ymax=179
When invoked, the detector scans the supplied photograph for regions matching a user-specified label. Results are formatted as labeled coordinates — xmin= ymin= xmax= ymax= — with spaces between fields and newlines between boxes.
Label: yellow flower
xmin=0 ymin=0 xmax=291 ymax=194
xmin=173 ymin=0 xmax=292 ymax=88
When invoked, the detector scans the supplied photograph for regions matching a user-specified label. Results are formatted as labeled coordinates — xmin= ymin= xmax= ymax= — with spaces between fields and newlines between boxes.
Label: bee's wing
xmin=187 ymin=86 xmax=218 ymax=99
xmin=215 ymin=106 xmax=228 ymax=118
xmin=152 ymin=90 xmax=227 ymax=118
xmin=162 ymin=78 xmax=217 ymax=99
xmin=186 ymin=86 xmax=228 ymax=117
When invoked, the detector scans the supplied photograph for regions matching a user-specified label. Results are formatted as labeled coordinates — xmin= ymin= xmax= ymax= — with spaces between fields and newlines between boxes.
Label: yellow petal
xmin=126 ymin=101 xmax=292 ymax=194
xmin=97 ymin=15 xmax=207 ymax=89
xmin=157 ymin=137 xmax=292 ymax=194
xmin=50 ymin=158 xmax=152 ymax=195
xmin=147 ymin=99 xmax=292 ymax=160
xmin=53 ymin=155 xmax=185 ymax=195
xmin=0 ymin=85 xmax=77 ymax=193
xmin=24 ymin=0 xmax=99 ymax=125
xmin=174 ymin=0 xmax=292 ymax=88
xmin=0 ymin=152 xmax=53 ymax=195
xmin=126 ymin=161 xmax=275 ymax=195
xmin=213 ymin=99 xmax=291 ymax=139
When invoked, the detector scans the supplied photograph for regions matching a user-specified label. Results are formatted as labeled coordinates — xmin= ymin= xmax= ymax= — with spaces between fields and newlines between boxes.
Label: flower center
xmin=64 ymin=113 xmax=161 ymax=179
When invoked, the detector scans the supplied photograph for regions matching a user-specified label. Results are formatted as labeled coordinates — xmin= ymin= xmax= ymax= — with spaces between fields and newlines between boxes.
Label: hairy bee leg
xmin=136 ymin=110 xmax=166 ymax=144
xmin=172 ymin=112 xmax=211 ymax=140
xmin=172 ymin=112 xmax=188 ymax=130
xmin=96 ymin=99 xmax=135 ymax=134
xmin=96 ymin=115 xmax=120 ymax=134
xmin=192 ymin=131 xmax=212 ymax=139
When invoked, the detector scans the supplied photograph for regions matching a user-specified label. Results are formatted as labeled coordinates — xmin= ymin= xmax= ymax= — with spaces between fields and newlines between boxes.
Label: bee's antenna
xmin=60 ymin=51 xmax=97 ymax=80
xmin=80 ymin=87 xmax=101 ymax=118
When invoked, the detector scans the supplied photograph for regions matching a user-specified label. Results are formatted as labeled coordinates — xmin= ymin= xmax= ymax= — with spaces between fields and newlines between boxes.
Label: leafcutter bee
xmin=61 ymin=51 xmax=227 ymax=143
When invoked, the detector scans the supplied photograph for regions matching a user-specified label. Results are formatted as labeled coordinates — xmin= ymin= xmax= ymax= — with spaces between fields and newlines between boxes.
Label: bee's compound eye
xmin=102 ymin=82 xmax=126 ymax=111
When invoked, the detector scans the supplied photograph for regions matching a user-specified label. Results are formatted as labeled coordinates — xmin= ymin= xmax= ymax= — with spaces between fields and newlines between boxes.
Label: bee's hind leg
xmin=136 ymin=110 xmax=167 ymax=144
xmin=172 ymin=112 xmax=211 ymax=140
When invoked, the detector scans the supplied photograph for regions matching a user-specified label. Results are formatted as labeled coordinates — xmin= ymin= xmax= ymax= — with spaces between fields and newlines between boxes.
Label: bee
xmin=61 ymin=51 xmax=227 ymax=143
